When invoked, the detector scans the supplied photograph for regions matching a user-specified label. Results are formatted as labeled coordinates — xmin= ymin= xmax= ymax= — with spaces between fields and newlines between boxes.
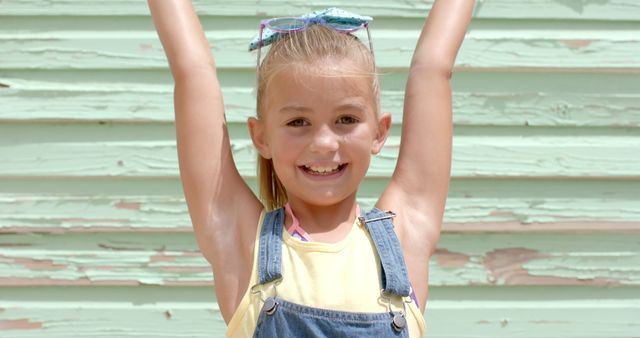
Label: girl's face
xmin=250 ymin=60 xmax=391 ymax=207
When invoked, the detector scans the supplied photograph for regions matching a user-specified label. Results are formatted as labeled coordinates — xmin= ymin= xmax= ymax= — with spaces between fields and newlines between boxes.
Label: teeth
xmin=304 ymin=164 xmax=341 ymax=174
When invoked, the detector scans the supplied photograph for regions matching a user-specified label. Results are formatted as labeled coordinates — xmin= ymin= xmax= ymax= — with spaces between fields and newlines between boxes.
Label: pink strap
xmin=284 ymin=203 xmax=362 ymax=242
xmin=284 ymin=203 xmax=313 ymax=242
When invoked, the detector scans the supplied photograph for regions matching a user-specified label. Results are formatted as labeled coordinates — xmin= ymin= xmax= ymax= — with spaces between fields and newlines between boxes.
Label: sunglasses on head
xmin=250 ymin=8 xmax=375 ymax=95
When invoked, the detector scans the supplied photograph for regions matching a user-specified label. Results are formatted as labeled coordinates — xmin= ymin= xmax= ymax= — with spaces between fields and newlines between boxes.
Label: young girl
xmin=149 ymin=1 xmax=474 ymax=337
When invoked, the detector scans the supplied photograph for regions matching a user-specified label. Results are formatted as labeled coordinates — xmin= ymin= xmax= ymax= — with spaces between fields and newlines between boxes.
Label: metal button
xmin=392 ymin=313 xmax=406 ymax=332
xmin=264 ymin=297 xmax=278 ymax=315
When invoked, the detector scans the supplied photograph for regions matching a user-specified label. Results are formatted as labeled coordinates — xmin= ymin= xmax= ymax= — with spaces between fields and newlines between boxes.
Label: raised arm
xmin=377 ymin=0 xmax=474 ymax=310
xmin=148 ymin=0 xmax=262 ymax=322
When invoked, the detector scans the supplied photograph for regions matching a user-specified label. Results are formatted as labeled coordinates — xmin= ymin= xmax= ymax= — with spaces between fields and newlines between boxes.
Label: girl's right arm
xmin=148 ymin=0 xmax=263 ymax=322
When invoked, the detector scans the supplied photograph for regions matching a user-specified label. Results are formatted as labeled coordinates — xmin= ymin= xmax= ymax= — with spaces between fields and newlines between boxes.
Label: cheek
xmin=270 ymin=133 xmax=304 ymax=164
xmin=342 ymin=125 xmax=376 ymax=149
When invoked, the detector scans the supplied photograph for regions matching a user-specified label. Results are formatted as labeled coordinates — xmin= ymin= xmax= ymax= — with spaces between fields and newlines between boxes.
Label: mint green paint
xmin=2 ymin=193 xmax=639 ymax=231
xmin=1 ymin=1 xmax=639 ymax=337
xmin=3 ymin=0 xmax=640 ymax=20
xmin=0 ymin=286 xmax=639 ymax=337
xmin=1 ymin=135 xmax=639 ymax=178
xmin=0 ymin=233 xmax=638 ymax=286
xmin=2 ymin=79 xmax=640 ymax=127
xmin=1 ymin=31 xmax=639 ymax=70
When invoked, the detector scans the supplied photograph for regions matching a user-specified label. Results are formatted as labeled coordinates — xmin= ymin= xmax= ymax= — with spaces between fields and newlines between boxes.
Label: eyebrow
xmin=335 ymin=103 xmax=367 ymax=112
xmin=278 ymin=102 xmax=367 ymax=114
xmin=278 ymin=105 xmax=313 ymax=114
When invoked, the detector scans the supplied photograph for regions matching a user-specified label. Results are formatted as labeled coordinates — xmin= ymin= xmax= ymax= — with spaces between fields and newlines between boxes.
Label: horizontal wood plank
xmin=1 ymin=286 xmax=639 ymax=337
xmin=1 ymin=30 xmax=639 ymax=71
xmin=1 ymin=135 xmax=638 ymax=178
xmin=1 ymin=79 xmax=639 ymax=127
xmin=1 ymin=193 xmax=639 ymax=232
xmin=0 ymin=232 xmax=638 ymax=286
xmin=1 ymin=1 xmax=639 ymax=338
xmin=2 ymin=0 xmax=640 ymax=21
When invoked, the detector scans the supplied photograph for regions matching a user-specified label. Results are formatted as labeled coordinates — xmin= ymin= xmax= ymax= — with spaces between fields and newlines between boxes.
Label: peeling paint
xmin=561 ymin=39 xmax=593 ymax=49
xmin=114 ymin=201 xmax=141 ymax=210
xmin=0 ymin=319 xmax=43 ymax=330
xmin=0 ymin=277 xmax=153 ymax=286
xmin=181 ymin=252 xmax=204 ymax=257
xmin=484 ymin=247 xmax=551 ymax=284
xmin=8 ymin=256 xmax=66 ymax=270
xmin=150 ymin=251 xmax=178 ymax=263
xmin=434 ymin=248 xmax=471 ymax=268
xmin=483 ymin=247 xmax=622 ymax=286
xmin=159 ymin=266 xmax=210 ymax=273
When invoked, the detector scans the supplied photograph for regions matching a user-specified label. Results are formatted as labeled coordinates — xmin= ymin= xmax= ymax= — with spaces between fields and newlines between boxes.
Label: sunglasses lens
xmin=267 ymin=18 xmax=306 ymax=31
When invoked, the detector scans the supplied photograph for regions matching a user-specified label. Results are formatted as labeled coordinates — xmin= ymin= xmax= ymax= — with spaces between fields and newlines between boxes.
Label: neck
xmin=285 ymin=194 xmax=359 ymax=241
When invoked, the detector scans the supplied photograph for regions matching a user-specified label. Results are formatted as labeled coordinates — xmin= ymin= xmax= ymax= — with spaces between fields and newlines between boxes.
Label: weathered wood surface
xmin=1 ymin=0 xmax=639 ymax=337
xmin=2 ymin=193 xmax=639 ymax=232
xmin=0 ymin=286 xmax=639 ymax=338
xmin=1 ymin=134 xmax=639 ymax=178
xmin=3 ymin=0 xmax=640 ymax=20
xmin=2 ymin=79 xmax=639 ymax=127
xmin=0 ymin=232 xmax=638 ymax=286
xmin=1 ymin=29 xmax=639 ymax=71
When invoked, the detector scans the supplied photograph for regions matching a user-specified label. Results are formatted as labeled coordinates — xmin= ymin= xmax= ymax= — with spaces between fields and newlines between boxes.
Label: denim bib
xmin=251 ymin=207 xmax=413 ymax=337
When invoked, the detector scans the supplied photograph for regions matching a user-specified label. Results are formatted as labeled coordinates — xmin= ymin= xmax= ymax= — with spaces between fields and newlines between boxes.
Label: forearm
xmin=411 ymin=0 xmax=475 ymax=72
xmin=148 ymin=0 xmax=216 ymax=78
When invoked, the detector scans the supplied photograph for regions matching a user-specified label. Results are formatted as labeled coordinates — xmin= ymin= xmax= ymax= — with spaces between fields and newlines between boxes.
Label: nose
xmin=308 ymin=124 xmax=339 ymax=154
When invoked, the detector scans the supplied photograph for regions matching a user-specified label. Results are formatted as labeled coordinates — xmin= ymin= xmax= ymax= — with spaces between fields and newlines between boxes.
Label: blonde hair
xmin=255 ymin=25 xmax=379 ymax=210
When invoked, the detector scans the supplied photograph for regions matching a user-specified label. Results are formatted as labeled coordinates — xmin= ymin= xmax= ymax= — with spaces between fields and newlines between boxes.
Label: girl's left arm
xmin=378 ymin=0 xmax=475 ymax=308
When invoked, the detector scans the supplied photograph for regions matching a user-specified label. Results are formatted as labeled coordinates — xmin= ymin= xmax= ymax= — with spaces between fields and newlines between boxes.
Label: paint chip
xmin=561 ymin=39 xmax=592 ymax=49
xmin=0 ymin=319 xmax=43 ymax=330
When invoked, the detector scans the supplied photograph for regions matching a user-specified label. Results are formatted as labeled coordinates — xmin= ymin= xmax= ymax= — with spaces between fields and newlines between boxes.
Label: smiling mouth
xmin=300 ymin=163 xmax=347 ymax=176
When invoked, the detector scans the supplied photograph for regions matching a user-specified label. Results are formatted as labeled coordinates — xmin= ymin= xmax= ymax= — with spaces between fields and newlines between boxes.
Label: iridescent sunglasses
xmin=249 ymin=8 xmax=375 ymax=91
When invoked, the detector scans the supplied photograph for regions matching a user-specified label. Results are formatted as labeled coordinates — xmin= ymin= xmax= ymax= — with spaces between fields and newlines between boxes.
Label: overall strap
xmin=257 ymin=208 xmax=285 ymax=285
xmin=360 ymin=208 xmax=411 ymax=297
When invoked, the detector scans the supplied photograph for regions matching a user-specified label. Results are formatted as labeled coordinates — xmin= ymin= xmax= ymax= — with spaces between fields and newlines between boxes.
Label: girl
xmin=149 ymin=1 xmax=474 ymax=337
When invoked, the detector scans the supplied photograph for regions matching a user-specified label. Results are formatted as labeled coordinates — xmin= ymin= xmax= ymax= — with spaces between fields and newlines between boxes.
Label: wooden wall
xmin=1 ymin=1 xmax=639 ymax=337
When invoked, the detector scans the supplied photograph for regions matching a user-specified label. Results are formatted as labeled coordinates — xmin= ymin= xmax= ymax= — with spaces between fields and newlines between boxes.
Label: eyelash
xmin=337 ymin=115 xmax=359 ymax=124
xmin=286 ymin=116 xmax=359 ymax=127
xmin=286 ymin=118 xmax=309 ymax=127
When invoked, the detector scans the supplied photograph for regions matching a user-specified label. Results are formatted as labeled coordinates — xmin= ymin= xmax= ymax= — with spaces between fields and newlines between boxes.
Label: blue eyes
xmin=286 ymin=116 xmax=359 ymax=127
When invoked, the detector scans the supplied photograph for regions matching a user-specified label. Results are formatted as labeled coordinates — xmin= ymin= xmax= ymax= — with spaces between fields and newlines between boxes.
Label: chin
xmin=297 ymin=189 xmax=357 ymax=207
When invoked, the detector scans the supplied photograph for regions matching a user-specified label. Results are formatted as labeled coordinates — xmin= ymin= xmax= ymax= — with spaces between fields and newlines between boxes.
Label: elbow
xmin=409 ymin=59 xmax=453 ymax=80
xmin=170 ymin=60 xmax=217 ymax=82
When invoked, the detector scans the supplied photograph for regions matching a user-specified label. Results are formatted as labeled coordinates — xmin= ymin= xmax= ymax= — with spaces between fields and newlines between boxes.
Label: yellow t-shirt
xmin=226 ymin=210 xmax=426 ymax=338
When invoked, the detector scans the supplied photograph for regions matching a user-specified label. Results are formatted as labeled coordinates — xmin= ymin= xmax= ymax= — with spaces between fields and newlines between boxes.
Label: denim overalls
xmin=251 ymin=207 xmax=414 ymax=337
